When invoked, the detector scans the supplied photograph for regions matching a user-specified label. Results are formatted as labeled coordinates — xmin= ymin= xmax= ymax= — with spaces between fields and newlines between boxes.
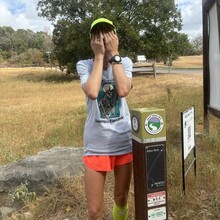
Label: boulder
xmin=0 ymin=207 xmax=16 ymax=219
xmin=0 ymin=146 xmax=84 ymax=207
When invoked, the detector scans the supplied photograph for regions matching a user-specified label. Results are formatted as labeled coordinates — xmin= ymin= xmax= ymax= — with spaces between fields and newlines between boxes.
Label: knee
xmin=114 ymin=192 xmax=128 ymax=206
xmin=88 ymin=205 xmax=102 ymax=219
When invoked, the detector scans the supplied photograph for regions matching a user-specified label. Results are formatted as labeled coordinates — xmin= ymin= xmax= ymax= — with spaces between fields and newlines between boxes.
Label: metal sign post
xmin=181 ymin=106 xmax=196 ymax=193
xmin=130 ymin=108 xmax=168 ymax=220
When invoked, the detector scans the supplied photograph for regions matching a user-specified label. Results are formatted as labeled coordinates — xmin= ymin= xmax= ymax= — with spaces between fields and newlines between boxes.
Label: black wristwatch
xmin=109 ymin=55 xmax=122 ymax=64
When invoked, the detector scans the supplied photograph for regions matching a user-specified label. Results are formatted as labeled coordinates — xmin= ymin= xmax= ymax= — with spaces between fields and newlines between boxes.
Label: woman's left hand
xmin=103 ymin=31 xmax=119 ymax=56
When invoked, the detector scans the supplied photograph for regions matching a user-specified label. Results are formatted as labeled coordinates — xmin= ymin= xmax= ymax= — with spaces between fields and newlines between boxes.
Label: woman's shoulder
xmin=76 ymin=58 xmax=93 ymax=67
xmin=122 ymin=57 xmax=133 ymax=68
xmin=122 ymin=56 xmax=132 ymax=64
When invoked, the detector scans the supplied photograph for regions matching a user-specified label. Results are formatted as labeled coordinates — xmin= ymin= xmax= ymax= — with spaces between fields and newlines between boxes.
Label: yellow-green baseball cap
xmin=90 ymin=18 xmax=116 ymax=34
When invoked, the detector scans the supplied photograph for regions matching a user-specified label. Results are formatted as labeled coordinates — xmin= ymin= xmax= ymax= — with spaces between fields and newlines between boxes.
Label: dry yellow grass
xmin=154 ymin=55 xmax=203 ymax=68
xmin=1 ymin=56 xmax=220 ymax=220
xmin=133 ymin=55 xmax=203 ymax=68
xmin=172 ymin=55 xmax=203 ymax=68
xmin=0 ymin=66 xmax=203 ymax=165
xmin=0 ymin=68 xmax=85 ymax=165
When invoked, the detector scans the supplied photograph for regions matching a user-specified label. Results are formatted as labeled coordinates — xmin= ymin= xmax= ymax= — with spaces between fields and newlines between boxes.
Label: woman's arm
xmin=103 ymin=32 xmax=132 ymax=97
xmin=82 ymin=33 xmax=105 ymax=100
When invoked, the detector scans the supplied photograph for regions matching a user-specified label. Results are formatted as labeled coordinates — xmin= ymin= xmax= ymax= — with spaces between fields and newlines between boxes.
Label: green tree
xmin=168 ymin=32 xmax=194 ymax=57
xmin=8 ymin=49 xmax=44 ymax=66
xmin=190 ymin=34 xmax=203 ymax=55
xmin=0 ymin=26 xmax=15 ymax=58
xmin=37 ymin=0 xmax=184 ymax=72
xmin=0 ymin=26 xmax=53 ymax=65
xmin=27 ymin=48 xmax=44 ymax=65
xmin=0 ymin=54 xmax=4 ymax=64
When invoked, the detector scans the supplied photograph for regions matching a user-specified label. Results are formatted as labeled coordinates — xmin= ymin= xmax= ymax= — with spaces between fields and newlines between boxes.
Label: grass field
xmin=1 ymin=55 xmax=220 ymax=219
xmin=136 ymin=55 xmax=203 ymax=69
xmin=171 ymin=55 xmax=203 ymax=68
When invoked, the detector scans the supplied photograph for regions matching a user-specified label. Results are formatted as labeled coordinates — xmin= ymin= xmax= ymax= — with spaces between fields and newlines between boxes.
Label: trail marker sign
xmin=131 ymin=108 xmax=168 ymax=220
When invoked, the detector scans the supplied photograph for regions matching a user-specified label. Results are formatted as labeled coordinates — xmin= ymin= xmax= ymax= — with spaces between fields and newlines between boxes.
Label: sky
xmin=0 ymin=0 xmax=202 ymax=39
xmin=0 ymin=0 xmax=52 ymax=33
xmin=176 ymin=0 xmax=202 ymax=39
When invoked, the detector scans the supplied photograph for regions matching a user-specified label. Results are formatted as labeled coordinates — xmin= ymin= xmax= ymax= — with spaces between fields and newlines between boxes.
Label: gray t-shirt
xmin=76 ymin=57 xmax=132 ymax=156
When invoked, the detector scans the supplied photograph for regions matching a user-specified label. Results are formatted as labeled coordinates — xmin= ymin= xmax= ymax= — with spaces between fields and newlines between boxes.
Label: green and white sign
xmin=130 ymin=108 xmax=166 ymax=143
xmin=145 ymin=114 xmax=164 ymax=135
xmin=148 ymin=206 xmax=166 ymax=220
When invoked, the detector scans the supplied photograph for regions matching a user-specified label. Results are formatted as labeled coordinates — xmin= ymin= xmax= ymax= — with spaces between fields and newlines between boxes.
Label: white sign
xmin=209 ymin=2 xmax=220 ymax=111
xmin=131 ymin=115 xmax=140 ymax=133
xmin=182 ymin=106 xmax=195 ymax=160
xmin=147 ymin=191 xmax=166 ymax=207
xmin=137 ymin=55 xmax=146 ymax=62
xmin=148 ymin=206 xmax=166 ymax=220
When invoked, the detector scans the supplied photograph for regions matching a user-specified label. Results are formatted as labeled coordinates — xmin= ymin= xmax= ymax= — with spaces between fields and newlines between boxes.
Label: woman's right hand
xmin=91 ymin=33 xmax=105 ymax=57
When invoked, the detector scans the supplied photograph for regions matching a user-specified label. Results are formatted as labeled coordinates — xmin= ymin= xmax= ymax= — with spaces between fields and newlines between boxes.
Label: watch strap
xmin=109 ymin=55 xmax=122 ymax=64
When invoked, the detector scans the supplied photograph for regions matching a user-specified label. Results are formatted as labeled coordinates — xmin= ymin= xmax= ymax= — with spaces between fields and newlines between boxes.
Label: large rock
xmin=0 ymin=146 xmax=83 ymax=207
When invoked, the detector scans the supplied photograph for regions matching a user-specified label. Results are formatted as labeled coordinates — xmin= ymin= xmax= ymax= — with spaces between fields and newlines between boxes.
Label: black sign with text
xmin=145 ymin=145 xmax=165 ymax=191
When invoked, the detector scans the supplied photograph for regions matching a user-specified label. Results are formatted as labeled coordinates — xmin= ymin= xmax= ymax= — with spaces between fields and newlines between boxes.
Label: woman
xmin=76 ymin=18 xmax=133 ymax=220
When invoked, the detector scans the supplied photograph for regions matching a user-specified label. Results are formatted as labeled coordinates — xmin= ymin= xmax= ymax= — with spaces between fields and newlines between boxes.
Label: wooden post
xmin=131 ymin=108 xmax=168 ymax=220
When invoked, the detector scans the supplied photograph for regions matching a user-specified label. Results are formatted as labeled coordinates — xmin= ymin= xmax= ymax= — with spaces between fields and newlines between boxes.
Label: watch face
xmin=115 ymin=56 xmax=121 ymax=62
xmin=110 ymin=55 xmax=122 ymax=63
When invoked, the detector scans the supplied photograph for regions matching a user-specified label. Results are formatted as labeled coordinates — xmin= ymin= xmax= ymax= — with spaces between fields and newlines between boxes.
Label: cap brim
xmin=90 ymin=22 xmax=115 ymax=33
xmin=90 ymin=18 xmax=116 ymax=34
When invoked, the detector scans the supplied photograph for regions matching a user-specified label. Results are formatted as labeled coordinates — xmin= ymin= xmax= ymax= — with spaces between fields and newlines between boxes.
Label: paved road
xmin=132 ymin=67 xmax=203 ymax=75
xmin=156 ymin=67 xmax=203 ymax=74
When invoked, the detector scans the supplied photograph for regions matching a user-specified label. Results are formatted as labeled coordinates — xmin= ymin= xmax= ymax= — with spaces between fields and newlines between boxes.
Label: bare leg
xmin=114 ymin=162 xmax=133 ymax=207
xmin=84 ymin=165 xmax=107 ymax=220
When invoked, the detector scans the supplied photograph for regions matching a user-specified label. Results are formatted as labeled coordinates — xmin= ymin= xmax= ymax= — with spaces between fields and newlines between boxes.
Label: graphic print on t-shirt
xmin=97 ymin=82 xmax=120 ymax=118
